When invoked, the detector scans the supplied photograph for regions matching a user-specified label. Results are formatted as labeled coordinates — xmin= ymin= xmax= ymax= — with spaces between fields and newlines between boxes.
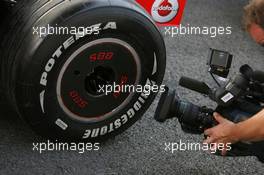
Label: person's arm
xmin=204 ymin=109 xmax=264 ymax=155
xmin=233 ymin=109 xmax=264 ymax=142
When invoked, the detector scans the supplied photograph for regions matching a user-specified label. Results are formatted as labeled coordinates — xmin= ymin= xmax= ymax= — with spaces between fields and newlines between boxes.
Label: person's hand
xmin=203 ymin=113 xmax=239 ymax=156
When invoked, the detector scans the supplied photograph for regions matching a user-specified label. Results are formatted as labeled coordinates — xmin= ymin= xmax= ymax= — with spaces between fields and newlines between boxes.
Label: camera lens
xmin=175 ymin=101 xmax=214 ymax=133
xmin=155 ymin=86 xmax=203 ymax=124
xmin=155 ymin=87 xmax=215 ymax=134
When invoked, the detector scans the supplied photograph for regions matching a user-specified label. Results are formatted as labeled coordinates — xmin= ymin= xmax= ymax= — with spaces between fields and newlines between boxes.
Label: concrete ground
xmin=0 ymin=0 xmax=264 ymax=174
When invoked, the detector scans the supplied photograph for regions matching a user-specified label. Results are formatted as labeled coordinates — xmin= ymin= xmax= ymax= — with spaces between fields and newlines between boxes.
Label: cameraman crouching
xmin=204 ymin=0 xmax=264 ymax=155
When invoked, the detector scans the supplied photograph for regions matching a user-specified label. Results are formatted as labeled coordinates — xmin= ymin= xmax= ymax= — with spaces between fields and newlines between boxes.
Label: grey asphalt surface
xmin=1 ymin=0 xmax=264 ymax=174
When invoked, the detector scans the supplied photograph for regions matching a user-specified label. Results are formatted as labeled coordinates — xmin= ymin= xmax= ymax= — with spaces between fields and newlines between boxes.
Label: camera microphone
xmin=179 ymin=77 xmax=211 ymax=95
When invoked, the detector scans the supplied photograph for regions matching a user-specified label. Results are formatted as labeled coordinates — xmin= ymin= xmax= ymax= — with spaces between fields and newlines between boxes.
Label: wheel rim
xmin=56 ymin=38 xmax=141 ymax=122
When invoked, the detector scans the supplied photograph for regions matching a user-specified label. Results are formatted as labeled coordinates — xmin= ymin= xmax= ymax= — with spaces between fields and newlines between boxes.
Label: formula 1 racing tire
xmin=0 ymin=0 xmax=166 ymax=141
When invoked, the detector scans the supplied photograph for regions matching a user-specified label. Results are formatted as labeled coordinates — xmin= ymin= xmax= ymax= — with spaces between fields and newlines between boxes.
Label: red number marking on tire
xmin=69 ymin=90 xmax=88 ymax=108
xmin=89 ymin=52 xmax=114 ymax=61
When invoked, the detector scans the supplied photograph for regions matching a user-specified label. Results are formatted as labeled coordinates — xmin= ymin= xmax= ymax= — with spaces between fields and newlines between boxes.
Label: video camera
xmin=155 ymin=49 xmax=264 ymax=161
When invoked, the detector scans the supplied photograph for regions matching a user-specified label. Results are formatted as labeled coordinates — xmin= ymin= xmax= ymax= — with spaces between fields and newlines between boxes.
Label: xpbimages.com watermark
xmin=97 ymin=82 xmax=166 ymax=97
xmin=32 ymin=24 xmax=100 ymax=38
xmin=32 ymin=140 xmax=100 ymax=154
xmin=165 ymin=24 xmax=233 ymax=38
xmin=32 ymin=22 xmax=117 ymax=38
xmin=164 ymin=140 xmax=232 ymax=154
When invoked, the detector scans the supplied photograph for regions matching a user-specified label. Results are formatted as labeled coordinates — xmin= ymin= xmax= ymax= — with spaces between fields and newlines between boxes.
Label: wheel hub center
xmin=85 ymin=66 xmax=116 ymax=96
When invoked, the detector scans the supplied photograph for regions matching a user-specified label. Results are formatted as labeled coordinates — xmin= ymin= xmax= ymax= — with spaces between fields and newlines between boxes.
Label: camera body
xmin=155 ymin=49 xmax=264 ymax=161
